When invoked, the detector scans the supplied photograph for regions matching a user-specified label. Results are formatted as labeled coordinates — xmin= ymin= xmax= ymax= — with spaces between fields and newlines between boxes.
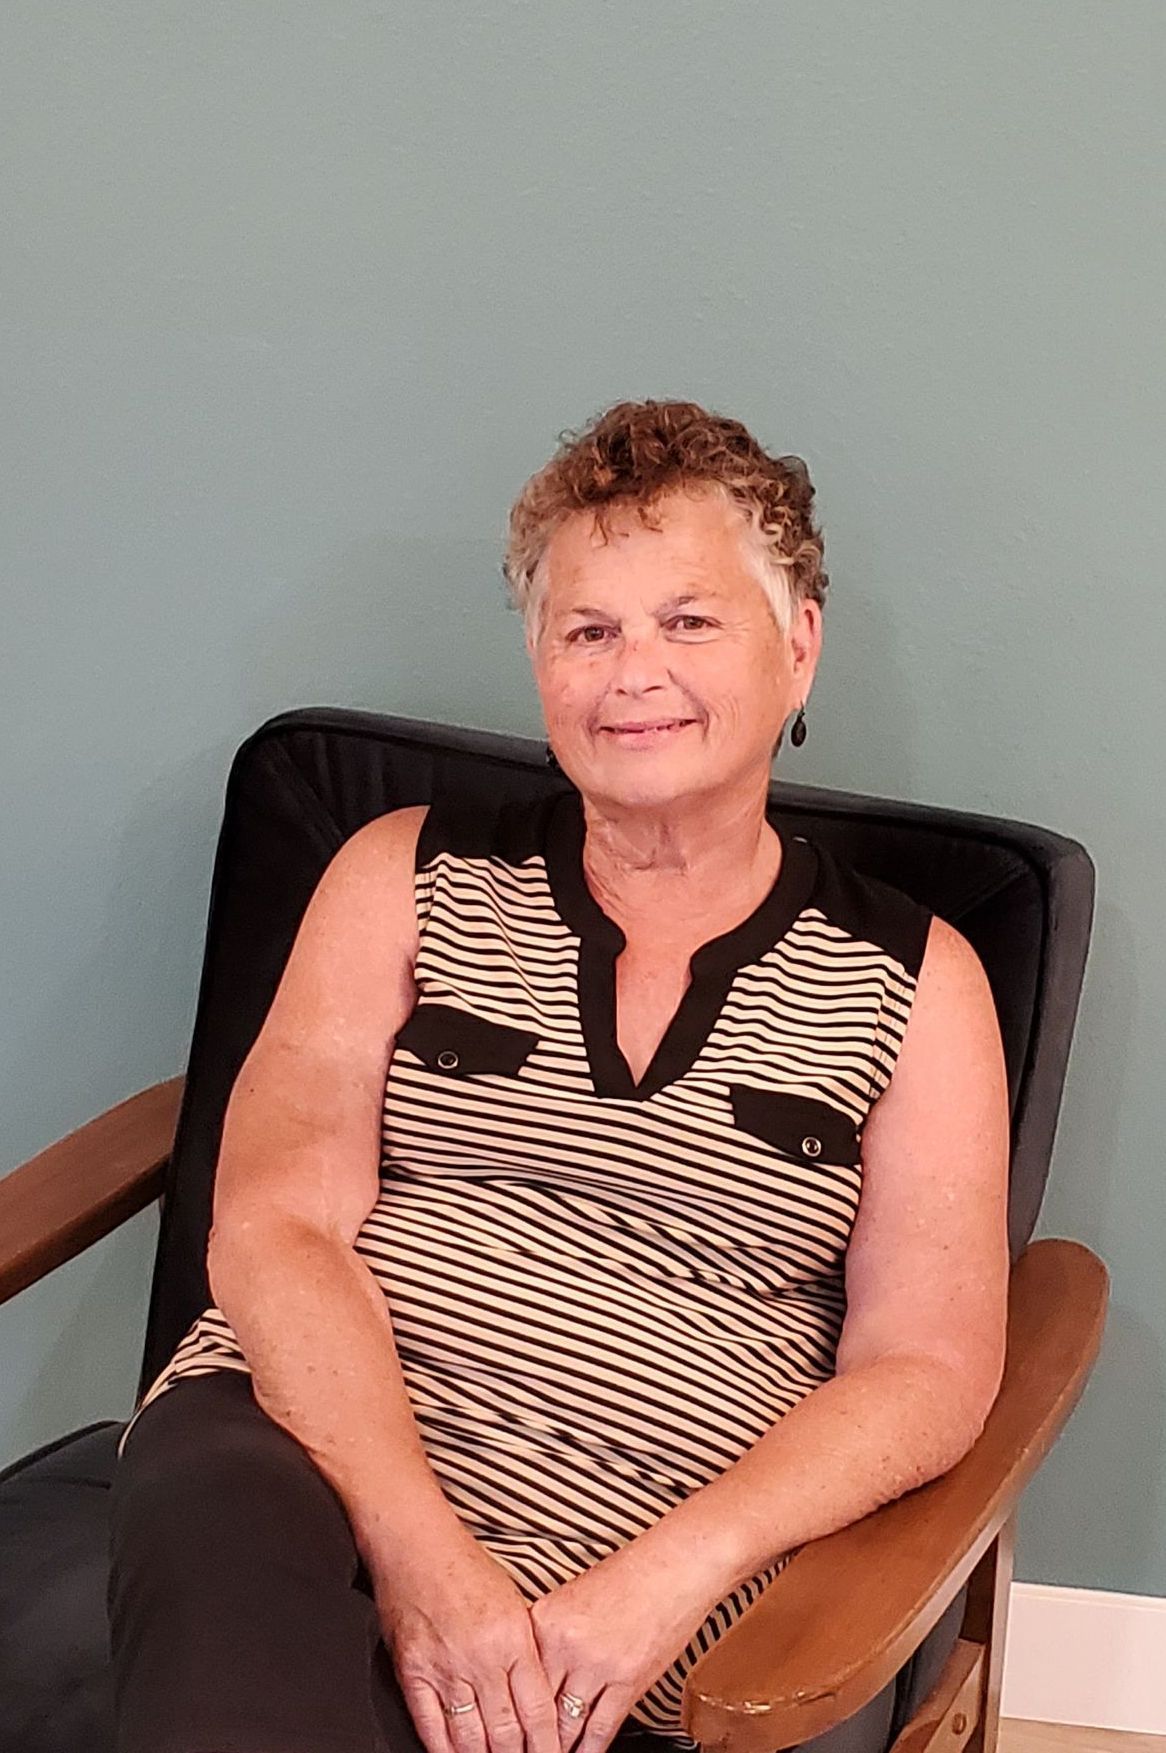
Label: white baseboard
xmin=1001 ymin=1582 xmax=1166 ymax=1735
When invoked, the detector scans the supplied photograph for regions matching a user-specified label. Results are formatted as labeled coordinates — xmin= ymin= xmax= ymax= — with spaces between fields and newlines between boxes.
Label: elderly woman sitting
xmin=108 ymin=400 xmax=1010 ymax=1753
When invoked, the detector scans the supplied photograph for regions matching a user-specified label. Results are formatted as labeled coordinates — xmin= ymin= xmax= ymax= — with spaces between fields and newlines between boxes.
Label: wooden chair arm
xmin=681 ymin=1237 xmax=1109 ymax=1752
xmin=0 ymin=1077 xmax=184 ymax=1307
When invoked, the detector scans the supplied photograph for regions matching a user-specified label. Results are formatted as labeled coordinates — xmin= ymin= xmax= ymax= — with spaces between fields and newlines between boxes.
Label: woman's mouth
xmin=600 ymin=718 xmax=697 ymax=745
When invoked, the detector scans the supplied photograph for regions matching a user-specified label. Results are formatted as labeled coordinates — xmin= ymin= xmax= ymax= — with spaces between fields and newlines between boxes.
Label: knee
xmin=109 ymin=1397 xmax=358 ymax=1582
xmin=114 ymin=1408 xmax=275 ymax=1516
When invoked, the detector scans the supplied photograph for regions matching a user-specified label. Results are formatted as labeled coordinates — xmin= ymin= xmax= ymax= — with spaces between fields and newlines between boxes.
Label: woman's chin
xmin=575 ymin=750 xmax=714 ymax=810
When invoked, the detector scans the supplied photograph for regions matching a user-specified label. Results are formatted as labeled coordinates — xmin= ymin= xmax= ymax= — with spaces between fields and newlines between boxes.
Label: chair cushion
xmin=888 ymin=1584 xmax=967 ymax=1738
xmin=0 ymin=1420 xmax=123 ymax=1753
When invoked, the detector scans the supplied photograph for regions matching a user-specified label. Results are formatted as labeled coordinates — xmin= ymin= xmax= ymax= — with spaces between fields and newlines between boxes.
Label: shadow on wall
xmin=3 ymin=737 xmax=232 ymax=1163
xmin=0 ymin=739 xmax=230 ymax=1466
xmin=0 ymin=1204 xmax=161 ymax=1467
xmin=1022 ymin=893 xmax=1158 ymax=1593
xmin=237 ymin=531 xmax=543 ymax=735
xmin=1016 ymin=1300 xmax=1165 ymax=1596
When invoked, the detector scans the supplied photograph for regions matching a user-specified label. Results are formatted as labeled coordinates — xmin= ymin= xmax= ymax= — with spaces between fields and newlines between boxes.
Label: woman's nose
xmin=610 ymin=628 xmax=669 ymax=692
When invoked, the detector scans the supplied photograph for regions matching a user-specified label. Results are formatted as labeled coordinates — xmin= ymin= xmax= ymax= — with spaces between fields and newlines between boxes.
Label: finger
xmin=526 ymin=1612 xmax=570 ymax=1752
xmin=396 ymin=1677 xmax=459 ymax=1753
xmin=555 ymin=1680 xmax=599 ymax=1753
xmin=445 ymin=1692 xmax=491 ymax=1753
xmin=406 ymin=1677 xmax=487 ymax=1753
xmin=507 ymin=1652 xmax=563 ymax=1753
xmin=474 ymin=1669 xmax=527 ymax=1753
xmin=567 ymin=1685 xmax=626 ymax=1753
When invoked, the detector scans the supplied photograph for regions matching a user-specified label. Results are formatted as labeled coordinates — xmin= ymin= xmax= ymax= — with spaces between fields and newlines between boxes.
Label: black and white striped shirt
xmin=118 ymin=785 xmax=932 ymax=1741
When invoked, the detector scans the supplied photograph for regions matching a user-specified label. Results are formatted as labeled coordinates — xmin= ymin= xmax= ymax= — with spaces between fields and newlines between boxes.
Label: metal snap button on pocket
xmin=437 ymin=1050 xmax=459 ymax=1070
xmin=802 ymin=1136 xmax=822 ymax=1158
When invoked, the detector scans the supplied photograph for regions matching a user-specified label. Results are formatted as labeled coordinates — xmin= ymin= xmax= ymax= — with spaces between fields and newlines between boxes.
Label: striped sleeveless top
xmin=118 ymin=785 xmax=933 ymax=1743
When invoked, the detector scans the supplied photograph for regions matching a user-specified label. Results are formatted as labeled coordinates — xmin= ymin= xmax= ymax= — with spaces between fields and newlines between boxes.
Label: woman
xmin=107 ymin=400 xmax=1011 ymax=1753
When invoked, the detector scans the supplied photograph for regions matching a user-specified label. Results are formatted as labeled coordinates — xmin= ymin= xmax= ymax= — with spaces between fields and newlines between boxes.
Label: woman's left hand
xmin=527 ymin=1539 xmax=717 ymax=1753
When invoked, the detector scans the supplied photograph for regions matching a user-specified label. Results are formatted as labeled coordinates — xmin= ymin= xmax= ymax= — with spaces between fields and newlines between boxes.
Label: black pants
xmin=107 ymin=1371 xmax=901 ymax=1753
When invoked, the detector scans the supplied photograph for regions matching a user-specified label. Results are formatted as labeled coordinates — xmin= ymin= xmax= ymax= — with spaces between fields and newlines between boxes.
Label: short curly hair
xmin=502 ymin=398 xmax=828 ymax=641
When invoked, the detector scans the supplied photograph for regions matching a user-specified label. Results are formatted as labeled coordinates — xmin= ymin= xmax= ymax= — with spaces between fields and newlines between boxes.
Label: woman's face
xmin=528 ymin=485 xmax=820 ymax=813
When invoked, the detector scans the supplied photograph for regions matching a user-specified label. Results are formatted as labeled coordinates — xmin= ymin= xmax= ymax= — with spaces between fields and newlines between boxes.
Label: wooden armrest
xmin=0 ymin=1077 xmax=185 ymax=1307
xmin=682 ymin=1237 xmax=1109 ymax=1752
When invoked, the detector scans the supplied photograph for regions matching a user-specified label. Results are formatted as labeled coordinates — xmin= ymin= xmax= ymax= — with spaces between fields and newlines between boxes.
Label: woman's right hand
xmin=371 ymin=1524 xmax=565 ymax=1753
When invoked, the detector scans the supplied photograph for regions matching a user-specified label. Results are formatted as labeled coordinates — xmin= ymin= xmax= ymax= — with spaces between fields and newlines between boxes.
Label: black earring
xmin=790 ymin=705 xmax=807 ymax=748
xmin=545 ymin=744 xmax=562 ymax=772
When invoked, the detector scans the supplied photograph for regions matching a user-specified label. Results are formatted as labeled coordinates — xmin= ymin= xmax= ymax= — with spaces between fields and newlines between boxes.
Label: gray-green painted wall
xmin=3 ymin=4 xmax=1162 ymax=1596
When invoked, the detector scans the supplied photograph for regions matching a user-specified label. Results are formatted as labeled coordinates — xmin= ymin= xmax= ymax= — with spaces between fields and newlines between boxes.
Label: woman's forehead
xmin=544 ymin=491 xmax=751 ymax=592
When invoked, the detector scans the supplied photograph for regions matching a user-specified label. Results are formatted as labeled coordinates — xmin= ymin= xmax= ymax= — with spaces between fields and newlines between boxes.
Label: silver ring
xmin=443 ymin=1699 xmax=478 ymax=1717
xmin=559 ymin=1692 xmax=588 ymax=1720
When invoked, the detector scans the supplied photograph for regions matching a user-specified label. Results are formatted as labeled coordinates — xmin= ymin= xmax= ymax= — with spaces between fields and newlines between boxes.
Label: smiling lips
xmin=601 ymin=718 xmax=697 ymax=740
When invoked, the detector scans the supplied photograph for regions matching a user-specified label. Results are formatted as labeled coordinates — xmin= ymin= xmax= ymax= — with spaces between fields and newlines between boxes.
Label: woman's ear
xmin=789 ymin=598 xmax=822 ymax=692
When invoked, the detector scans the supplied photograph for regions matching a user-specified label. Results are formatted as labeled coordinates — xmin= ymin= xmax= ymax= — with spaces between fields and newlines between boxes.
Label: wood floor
xmin=1001 ymin=1723 xmax=1166 ymax=1753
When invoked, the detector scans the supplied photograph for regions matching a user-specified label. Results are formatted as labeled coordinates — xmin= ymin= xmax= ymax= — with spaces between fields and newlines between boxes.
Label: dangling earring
xmin=790 ymin=704 xmax=807 ymax=748
xmin=545 ymin=744 xmax=562 ymax=772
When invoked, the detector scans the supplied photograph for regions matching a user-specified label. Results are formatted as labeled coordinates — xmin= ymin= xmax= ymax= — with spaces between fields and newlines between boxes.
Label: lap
xmin=109 ymin=1368 xmax=420 ymax=1753
xmin=108 ymin=1370 xmax=897 ymax=1753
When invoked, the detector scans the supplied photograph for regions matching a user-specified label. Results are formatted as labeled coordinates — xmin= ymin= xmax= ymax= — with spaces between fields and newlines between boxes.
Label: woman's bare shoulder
xmin=299 ymin=805 xmax=432 ymax=965
xmin=332 ymin=803 xmax=431 ymax=876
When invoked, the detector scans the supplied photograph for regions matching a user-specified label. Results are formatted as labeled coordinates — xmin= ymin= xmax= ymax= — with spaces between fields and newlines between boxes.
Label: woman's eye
xmin=672 ymin=615 xmax=711 ymax=631
xmin=570 ymin=625 xmax=612 ymax=644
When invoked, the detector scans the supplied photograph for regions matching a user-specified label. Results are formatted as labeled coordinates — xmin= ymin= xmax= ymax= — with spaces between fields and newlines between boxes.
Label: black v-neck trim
xmin=543 ymin=787 xmax=819 ymax=1101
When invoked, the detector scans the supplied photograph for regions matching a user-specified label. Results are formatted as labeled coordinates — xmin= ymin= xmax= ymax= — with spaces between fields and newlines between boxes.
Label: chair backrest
xmin=136 ymin=707 xmax=1096 ymax=1399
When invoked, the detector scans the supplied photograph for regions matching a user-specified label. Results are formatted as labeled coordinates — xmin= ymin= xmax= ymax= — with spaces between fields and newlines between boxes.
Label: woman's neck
xmin=579 ymin=786 xmax=782 ymax=942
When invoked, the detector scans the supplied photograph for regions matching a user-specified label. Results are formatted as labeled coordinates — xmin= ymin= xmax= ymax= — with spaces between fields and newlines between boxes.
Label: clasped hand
xmin=375 ymin=1524 xmax=713 ymax=1753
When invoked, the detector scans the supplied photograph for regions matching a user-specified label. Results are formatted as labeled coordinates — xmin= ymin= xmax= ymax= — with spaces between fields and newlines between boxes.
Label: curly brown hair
xmin=502 ymin=398 xmax=828 ymax=638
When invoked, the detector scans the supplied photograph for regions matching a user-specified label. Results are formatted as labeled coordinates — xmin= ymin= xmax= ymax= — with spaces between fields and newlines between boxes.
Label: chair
xmin=0 ymin=707 xmax=1109 ymax=1753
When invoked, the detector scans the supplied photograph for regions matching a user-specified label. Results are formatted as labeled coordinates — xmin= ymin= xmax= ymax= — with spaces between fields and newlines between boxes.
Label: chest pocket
xmin=728 ymin=1085 xmax=862 ymax=1168
xmin=394 ymin=1001 xmax=540 ymax=1078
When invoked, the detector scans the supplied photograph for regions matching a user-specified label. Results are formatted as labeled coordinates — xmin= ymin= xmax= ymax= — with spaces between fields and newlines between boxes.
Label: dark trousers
xmin=107 ymin=1370 xmax=903 ymax=1753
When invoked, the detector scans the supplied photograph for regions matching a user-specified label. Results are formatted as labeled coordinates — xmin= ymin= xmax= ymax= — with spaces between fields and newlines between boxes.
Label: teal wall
xmin=3 ymin=4 xmax=1162 ymax=1596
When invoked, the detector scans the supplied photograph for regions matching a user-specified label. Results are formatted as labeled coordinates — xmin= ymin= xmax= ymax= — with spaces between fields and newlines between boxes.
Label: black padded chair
xmin=0 ymin=708 xmax=1109 ymax=1753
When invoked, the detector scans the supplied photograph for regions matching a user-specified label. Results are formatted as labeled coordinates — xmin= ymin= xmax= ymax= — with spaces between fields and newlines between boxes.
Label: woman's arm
xmin=622 ymin=914 xmax=1011 ymax=1604
xmin=206 ymin=804 xmax=467 ymax=1584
